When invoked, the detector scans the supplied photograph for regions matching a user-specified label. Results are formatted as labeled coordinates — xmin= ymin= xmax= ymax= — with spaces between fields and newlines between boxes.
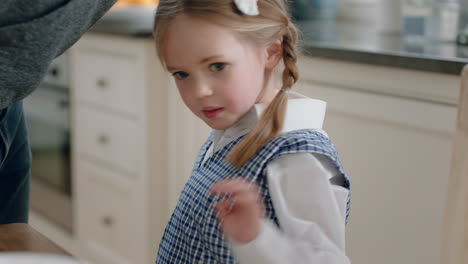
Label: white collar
xmin=211 ymin=92 xmax=327 ymax=153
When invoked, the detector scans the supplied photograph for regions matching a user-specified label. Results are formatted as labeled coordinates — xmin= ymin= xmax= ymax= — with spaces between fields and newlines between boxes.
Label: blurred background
xmin=24 ymin=0 xmax=468 ymax=264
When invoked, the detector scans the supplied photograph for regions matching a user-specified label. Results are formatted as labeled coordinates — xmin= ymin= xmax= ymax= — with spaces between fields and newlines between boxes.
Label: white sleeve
xmin=230 ymin=152 xmax=351 ymax=264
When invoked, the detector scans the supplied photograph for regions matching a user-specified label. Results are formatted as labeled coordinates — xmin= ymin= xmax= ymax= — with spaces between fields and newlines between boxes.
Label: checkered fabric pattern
xmin=155 ymin=129 xmax=350 ymax=264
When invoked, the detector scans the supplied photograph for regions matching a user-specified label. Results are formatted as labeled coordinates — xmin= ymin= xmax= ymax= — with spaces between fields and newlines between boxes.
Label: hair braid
xmin=227 ymin=22 xmax=300 ymax=168
xmin=281 ymin=24 xmax=299 ymax=90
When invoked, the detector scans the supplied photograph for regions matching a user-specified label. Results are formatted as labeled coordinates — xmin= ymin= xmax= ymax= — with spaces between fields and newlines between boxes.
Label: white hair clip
xmin=234 ymin=0 xmax=259 ymax=16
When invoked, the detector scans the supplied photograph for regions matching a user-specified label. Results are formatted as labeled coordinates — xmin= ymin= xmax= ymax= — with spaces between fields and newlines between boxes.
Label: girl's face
xmin=163 ymin=14 xmax=276 ymax=130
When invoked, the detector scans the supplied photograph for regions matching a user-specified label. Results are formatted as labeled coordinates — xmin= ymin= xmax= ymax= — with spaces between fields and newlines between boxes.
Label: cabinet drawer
xmin=76 ymin=161 xmax=137 ymax=264
xmin=295 ymin=81 xmax=455 ymax=264
xmin=75 ymin=107 xmax=140 ymax=175
xmin=73 ymin=51 xmax=143 ymax=116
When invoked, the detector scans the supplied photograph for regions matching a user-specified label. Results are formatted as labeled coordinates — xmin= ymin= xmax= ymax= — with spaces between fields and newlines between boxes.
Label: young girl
xmin=153 ymin=0 xmax=351 ymax=263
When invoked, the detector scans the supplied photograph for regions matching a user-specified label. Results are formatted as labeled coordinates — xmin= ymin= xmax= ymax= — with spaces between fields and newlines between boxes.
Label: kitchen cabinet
xmin=296 ymin=57 xmax=459 ymax=264
xmin=70 ymin=33 xmax=172 ymax=264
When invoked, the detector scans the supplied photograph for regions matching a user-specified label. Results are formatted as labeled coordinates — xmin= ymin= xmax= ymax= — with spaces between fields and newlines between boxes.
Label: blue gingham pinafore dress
xmin=156 ymin=129 xmax=350 ymax=263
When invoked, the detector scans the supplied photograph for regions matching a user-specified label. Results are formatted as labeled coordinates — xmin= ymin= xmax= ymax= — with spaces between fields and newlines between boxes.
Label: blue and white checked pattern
xmin=155 ymin=129 xmax=350 ymax=263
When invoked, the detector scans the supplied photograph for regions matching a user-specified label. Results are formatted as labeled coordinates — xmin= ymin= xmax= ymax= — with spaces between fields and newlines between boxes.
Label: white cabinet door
xmin=73 ymin=50 xmax=144 ymax=117
xmin=75 ymin=107 xmax=141 ymax=176
xmin=75 ymin=160 xmax=138 ymax=264
xmin=295 ymin=81 xmax=457 ymax=264
xmin=71 ymin=34 xmax=170 ymax=264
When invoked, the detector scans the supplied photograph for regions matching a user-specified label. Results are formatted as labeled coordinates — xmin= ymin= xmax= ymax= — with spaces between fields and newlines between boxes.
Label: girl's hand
xmin=211 ymin=179 xmax=265 ymax=244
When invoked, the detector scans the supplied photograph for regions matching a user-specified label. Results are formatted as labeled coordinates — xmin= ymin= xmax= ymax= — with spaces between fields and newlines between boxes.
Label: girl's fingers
xmin=214 ymin=191 xmax=259 ymax=214
xmin=212 ymin=179 xmax=264 ymax=221
xmin=214 ymin=199 xmax=233 ymax=219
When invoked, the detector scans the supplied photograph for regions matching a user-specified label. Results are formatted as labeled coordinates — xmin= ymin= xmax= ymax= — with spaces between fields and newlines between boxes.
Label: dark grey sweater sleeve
xmin=0 ymin=0 xmax=117 ymax=109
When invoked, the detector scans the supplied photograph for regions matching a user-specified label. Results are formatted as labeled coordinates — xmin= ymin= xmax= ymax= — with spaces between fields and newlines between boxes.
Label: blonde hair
xmin=153 ymin=0 xmax=299 ymax=168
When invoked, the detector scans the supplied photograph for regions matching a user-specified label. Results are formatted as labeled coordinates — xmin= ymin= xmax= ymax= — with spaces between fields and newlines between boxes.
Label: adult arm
xmin=0 ymin=0 xmax=117 ymax=108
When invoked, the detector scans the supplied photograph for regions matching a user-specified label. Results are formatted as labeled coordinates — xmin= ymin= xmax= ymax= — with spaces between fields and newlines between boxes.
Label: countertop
xmin=0 ymin=223 xmax=70 ymax=255
xmin=296 ymin=20 xmax=468 ymax=75
xmin=91 ymin=17 xmax=468 ymax=75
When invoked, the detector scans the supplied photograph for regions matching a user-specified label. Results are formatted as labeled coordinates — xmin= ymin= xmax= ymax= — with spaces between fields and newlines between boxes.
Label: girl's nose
xmin=194 ymin=81 xmax=214 ymax=98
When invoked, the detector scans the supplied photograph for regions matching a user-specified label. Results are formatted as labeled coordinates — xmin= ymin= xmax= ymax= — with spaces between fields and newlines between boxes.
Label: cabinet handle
xmin=102 ymin=216 xmax=114 ymax=228
xmin=50 ymin=67 xmax=59 ymax=77
xmin=96 ymin=78 xmax=109 ymax=90
xmin=97 ymin=134 xmax=109 ymax=145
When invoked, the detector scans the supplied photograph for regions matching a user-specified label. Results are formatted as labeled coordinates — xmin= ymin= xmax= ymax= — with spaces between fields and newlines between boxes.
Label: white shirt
xmin=202 ymin=92 xmax=351 ymax=264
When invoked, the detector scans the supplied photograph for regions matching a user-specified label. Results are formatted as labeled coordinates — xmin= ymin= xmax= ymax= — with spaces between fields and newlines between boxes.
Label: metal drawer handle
xmin=96 ymin=78 xmax=109 ymax=90
xmin=102 ymin=216 xmax=114 ymax=228
xmin=97 ymin=134 xmax=110 ymax=145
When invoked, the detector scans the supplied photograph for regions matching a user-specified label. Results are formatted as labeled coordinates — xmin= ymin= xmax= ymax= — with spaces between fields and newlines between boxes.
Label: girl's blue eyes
xmin=172 ymin=63 xmax=227 ymax=80
xmin=209 ymin=63 xmax=226 ymax=72
xmin=173 ymin=71 xmax=189 ymax=80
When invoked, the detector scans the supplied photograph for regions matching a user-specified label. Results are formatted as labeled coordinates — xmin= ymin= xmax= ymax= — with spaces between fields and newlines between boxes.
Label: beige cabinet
xmin=70 ymin=33 xmax=172 ymax=264
xmin=296 ymin=57 xmax=460 ymax=264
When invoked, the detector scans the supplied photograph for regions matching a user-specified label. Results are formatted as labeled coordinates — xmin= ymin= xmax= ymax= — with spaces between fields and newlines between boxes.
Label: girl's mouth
xmin=202 ymin=107 xmax=224 ymax=118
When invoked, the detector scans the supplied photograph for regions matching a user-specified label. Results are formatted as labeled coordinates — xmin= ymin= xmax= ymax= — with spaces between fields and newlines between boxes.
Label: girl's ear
xmin=265 ymin=36 xmax=283 ymax=70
